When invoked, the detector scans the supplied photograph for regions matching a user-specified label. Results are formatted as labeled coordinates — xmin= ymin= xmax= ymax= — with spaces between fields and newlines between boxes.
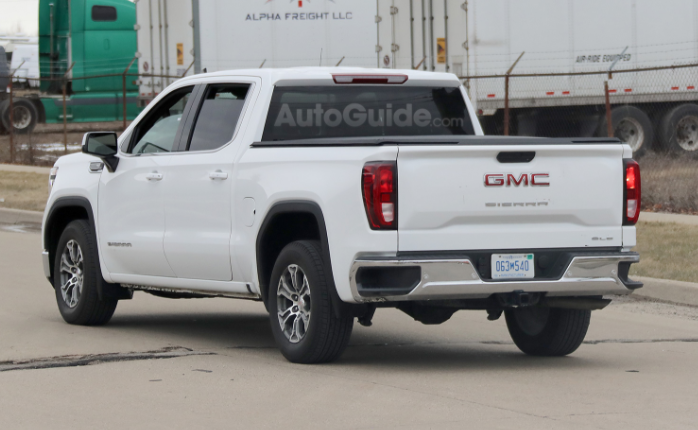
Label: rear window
xmin=262 ymin=86 xmax=474 ymax=141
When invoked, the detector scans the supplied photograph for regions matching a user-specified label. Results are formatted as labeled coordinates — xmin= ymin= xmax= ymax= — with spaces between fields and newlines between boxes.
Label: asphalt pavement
xmin=1 ymin=229 xmax=698 ymax=429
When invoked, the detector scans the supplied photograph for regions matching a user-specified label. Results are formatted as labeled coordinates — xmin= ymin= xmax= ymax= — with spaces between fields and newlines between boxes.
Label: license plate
xmin=491 ymin=254 xmax=535 ymax=279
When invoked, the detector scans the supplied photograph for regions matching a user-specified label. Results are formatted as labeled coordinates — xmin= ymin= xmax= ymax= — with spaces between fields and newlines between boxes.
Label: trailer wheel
xmin=0 ymin=100 xmax=6 ymax=134
xmin=598 ymin=106 xmax=653 ymax=158
xmin=658 ymin=104 xmax=698 ymax=155
xmin=0 ymin=97 xmax=38 ymax=134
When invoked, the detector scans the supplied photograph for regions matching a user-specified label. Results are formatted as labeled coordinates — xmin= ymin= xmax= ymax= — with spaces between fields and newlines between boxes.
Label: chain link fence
xmin=463 ymin=63 xmax=698 ymax=214
xmin=0 ymin=71 xmax=182 ymax=166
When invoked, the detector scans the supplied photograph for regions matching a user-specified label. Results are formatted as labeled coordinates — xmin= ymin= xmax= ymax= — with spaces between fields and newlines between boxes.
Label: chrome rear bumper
xmin=349 ymin=252 xmax=641 ymax=302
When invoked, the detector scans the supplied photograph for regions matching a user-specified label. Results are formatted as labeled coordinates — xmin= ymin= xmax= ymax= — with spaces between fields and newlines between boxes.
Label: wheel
xmin=53 ymin=220 xmax=117 ymax=325
xmin=597 ymin=105 xmax=654 ymax=158
xmin=505 ymin=306 xmax=591 ymax=356
xmin=268 ymin=240 xmax=353 ymax=364
xmin=0 ymin=100 xmax=7 ymax=134
xmin=0 ymin=97 xmax=38 ymax=134
xmin=0 ymin=100 xmax=10 ymax=134
xmin=658 ymin=103 xmax=698 ymax=155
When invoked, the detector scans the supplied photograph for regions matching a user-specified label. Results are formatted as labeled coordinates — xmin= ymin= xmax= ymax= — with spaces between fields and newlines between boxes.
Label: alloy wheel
xmin=59 ymin=240 xmax=84 ymax=308
xmin=276 ymin=264 xmax=312 ymax=343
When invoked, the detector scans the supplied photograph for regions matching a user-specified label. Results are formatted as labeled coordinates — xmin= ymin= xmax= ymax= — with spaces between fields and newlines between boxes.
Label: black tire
xmin=0 ymin=100 xmax=7 ymax=134
xmin=597 ymin=105 xmax=653 ymax=158
xmin=53 ymin=220 xmax=117 ymax=325
xmin=0 ymin=97 xmax=38 ymax=134
xmin=268 ymin=240 xmax=353 ymax=364
xmin=658 ymin=103 xmax=698 ymax=155
xmin=505 ymin=306 xmax=590 ymax=356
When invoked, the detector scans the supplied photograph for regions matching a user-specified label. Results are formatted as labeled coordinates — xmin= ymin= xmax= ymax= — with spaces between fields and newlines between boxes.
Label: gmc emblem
xmin=484 ymin=173 xmax=550 ymax=187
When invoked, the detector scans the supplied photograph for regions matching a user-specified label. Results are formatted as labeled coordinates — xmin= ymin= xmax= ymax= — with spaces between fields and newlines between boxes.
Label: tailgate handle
xmin=497 ymin=151 xmax=536 ymax=163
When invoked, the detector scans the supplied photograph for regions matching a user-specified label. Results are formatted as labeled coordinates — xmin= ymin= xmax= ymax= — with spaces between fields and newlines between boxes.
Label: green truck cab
xmin=0 ymin=0 xmax=141 ymax=134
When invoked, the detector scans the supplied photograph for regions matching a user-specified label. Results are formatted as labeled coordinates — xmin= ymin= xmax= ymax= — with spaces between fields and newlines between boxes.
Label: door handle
xmin=146 ymin=171 xmax=163 ymax=181
xmin=209 ymin=170 xmax=228 ymax=180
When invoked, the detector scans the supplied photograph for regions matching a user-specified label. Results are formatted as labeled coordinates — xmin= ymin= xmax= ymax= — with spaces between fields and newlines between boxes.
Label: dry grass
xmin=0 ymin=171 xmax=49 ymax=212
xmin=630 ymin=221 xmax=698 ymax=283
xmin=640 ymin=154 xmax=698 ymax=214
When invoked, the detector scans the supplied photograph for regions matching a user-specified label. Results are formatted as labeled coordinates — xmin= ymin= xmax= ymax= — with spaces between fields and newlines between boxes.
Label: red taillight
xmin=362 ymin=162 xmax=397 ymax=230
xmin=624 ymin=159 xmax=641 ymax=225
xmin=333 ymin=74 xmax=408 ymax=84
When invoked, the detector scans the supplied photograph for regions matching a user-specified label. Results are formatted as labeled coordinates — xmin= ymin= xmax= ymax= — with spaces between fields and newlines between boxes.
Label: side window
xmin=92 ymin=6 xmax=117 ymax=21
xmin=186 ymin=84 xmax=250 ymax=152
xmin=129 ymin=86 xmax=195 ymax=154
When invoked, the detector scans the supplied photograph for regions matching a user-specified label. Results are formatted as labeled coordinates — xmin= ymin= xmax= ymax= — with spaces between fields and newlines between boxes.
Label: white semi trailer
xmin=135 ymin=0 xmax=698 ymax=156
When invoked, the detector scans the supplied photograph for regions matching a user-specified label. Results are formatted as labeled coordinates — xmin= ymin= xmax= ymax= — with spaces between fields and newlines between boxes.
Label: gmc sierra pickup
xmin=42 ymin=68 xmax=642 ymax=363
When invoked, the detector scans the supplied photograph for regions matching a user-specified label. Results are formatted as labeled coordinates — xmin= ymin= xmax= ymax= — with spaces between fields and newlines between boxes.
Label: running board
xmin=120 ymin=283 xmax=262 ymax=301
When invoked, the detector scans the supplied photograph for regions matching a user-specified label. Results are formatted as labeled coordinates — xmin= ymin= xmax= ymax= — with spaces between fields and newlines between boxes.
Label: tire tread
xmin=506 ymin=307 xmax=590 ymax=357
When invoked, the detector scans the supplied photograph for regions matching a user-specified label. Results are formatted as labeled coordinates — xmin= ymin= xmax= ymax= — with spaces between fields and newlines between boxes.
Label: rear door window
xmin=262 ymin=86 xmax=474 ymax=141
xmin=186 ymin=84 xmax=250 ymax=152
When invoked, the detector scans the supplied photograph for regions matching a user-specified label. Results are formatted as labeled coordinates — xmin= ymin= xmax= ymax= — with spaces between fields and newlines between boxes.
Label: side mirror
xmin=82 ymin=132 xmax=119 ymax=172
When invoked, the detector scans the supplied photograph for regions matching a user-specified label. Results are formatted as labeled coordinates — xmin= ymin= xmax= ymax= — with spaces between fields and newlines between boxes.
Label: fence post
xmin=7 ymin=60 xmax=25 ymax=163
xmin=123 ymin=55 xmax=138 ymax=130
xmin=122 ymin=74 xmax=127 ymax=130
xmin=63 ymin=80 xmax=68 ymax=153
xmin=503 ymin=52 xmax=525 ymax=136
xmin=62 ymin=63 xmax=75 ymax=154
xmin=9 ymin=75 xmax=14 ymax=163
xmin=504 ymin=75 xmax=510 ymax=136
xmin=603 ymin=47 xmax=627 ymax=139
xmin=604 ymin=80 xmax=613 ymax=138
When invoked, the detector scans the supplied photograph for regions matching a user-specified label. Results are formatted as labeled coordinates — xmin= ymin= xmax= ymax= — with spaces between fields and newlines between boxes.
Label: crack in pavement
xmin=6 ymin=337 xmax=696 ymax=372
xmin=0 ymin=347 xmax=215 ymax=372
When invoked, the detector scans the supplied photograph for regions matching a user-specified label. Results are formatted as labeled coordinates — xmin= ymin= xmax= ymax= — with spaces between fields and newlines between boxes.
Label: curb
xmin=0 ymin=208 xmax=43 ymax=226
xmin=0 ymin=164 xmax=52 ymax=174
xmin=632 ymin=276 xmax=698 ymax=307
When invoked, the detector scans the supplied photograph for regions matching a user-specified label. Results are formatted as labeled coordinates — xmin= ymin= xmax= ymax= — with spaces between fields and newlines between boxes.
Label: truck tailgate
xmin=397 ymin=143 xmax=625 ymax=251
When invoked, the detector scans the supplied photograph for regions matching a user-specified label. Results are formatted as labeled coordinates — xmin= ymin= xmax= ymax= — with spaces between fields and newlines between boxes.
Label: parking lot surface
xmin=1 ymin=229 xmax=698 ymax=429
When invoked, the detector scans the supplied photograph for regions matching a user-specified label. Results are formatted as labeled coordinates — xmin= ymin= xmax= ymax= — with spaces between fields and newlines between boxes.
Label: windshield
xmin=262 ymin=85 xmax=475 ymax=141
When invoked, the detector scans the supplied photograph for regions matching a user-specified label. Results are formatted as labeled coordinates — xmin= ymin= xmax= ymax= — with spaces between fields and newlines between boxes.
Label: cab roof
xmin=177 ymin=67 xmax=462 ymax=87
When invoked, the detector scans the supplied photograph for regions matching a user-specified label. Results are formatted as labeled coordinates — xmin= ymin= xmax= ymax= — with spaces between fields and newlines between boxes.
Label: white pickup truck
xmin=41 ymin=68 xmax=642 ymax=363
